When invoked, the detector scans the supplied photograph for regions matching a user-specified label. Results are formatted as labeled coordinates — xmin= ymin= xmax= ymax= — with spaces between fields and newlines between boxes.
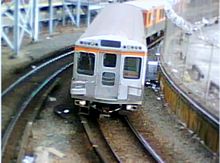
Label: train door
xmin=95 ymin=52 xmax=120 ymax=100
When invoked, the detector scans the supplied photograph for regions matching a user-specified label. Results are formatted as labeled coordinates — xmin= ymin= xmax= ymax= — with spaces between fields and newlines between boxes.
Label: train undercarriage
xmin=73 ymin=99 xmax=141 ymax=116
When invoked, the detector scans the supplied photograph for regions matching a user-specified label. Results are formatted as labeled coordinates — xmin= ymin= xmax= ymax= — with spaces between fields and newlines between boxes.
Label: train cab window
xmin=77 ymin=52 xmax=95 ymax=75
xmin=103 ymin=53 xmax=117 ymax=67
xmin=123 ymin=57 xmax=141 ymax=79
xmin=102 ymin=72 xmax=115 ymax=86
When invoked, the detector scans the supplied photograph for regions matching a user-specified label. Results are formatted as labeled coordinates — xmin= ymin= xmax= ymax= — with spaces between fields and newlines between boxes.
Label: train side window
xmin=159 ymin=9 xmax=165 ymax=19
xmin=123 ymin=57 xmax=141 ymax=79
xmin=148 ymin=12 xmax=152 ymax=24
xmin=102 ymin=72 xmax=115 ymax=86
xmin=77 ymin=52 xmax=95 ymax=75
xmin=103 ymin=53 xmax=117 ymax=67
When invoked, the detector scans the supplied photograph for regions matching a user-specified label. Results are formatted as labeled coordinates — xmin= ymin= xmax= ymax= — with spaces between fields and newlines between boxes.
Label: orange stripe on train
xmin=75 ymin=46 xmax=147 ymax=57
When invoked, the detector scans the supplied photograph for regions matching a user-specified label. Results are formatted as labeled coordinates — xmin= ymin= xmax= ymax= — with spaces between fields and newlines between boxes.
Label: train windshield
xmin=77 ymin=52 xmax=95 ymax=75
xmin=123 ymin=57 xmax=141 ymax=79
xmin=103 ymin=53 xmax=117 ymax=67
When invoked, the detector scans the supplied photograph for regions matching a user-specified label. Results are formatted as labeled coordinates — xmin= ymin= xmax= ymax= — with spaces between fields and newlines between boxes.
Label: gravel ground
xmin=127 ymin=87 xmax=215 ymax=163
xmin=25 ymin=71 xmax=100 ymax=163
xmin=99 ymin=118 xmax=153 ymax=162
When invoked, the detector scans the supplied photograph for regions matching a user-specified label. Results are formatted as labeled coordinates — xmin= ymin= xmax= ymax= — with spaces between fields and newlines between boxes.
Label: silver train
xmin=70 ymin=1 xmax=165 ymax=113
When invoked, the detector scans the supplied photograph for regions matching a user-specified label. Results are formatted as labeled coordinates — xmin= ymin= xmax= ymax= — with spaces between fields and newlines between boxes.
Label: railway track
xmin=80 ymin=113 xmax=164 ymax=163
xmin=121 ymin=115 xmax=164 ymax=163
xmin=1 ymin=50 xmax=74 ymax=162
xmin=79 ymin=115 xmax=121 ymax=163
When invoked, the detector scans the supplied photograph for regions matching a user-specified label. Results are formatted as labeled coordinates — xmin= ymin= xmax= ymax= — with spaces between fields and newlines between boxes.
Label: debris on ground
xmin=53 ymin=105 xmax=74 ymax=119
xmin=22 ymin=155 xmax=35 ymax=163
xmin=47 ymin=147 xmax=65 ymax=158
xmin=31 ymin=65 xmax=37 ymax=69
xmin=48 ymin=96 xmax=57 ymax=102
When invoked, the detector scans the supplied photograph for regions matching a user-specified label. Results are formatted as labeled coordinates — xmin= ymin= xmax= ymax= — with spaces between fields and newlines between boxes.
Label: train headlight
xmin=126 ymin=105 xmax=138 ymax=111
xmin=79 ymin=100 xmax=86 ymax=106
xmin=126 ymin=105 xmax=132 ymax=110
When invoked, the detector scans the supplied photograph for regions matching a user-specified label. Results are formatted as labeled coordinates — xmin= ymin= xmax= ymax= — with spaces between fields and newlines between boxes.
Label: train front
xmin=70 ymin=4 xmax=147 ymax=113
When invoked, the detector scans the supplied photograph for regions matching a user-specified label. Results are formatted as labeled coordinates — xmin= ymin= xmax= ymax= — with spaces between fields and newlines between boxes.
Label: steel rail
xmin=97 ymin=119 xmax=122 ymax=163
xmin=122 ymin=115 xmax=165 ymax=163
xmin=79 ymin=115 xmax=121 ymax=163
xmin=16 ymin=79 xmax=60 ymax=163
xmin=2 ymin=62 xmax=73 ymax=155
xmin=2 ymin=51 xmax=74 ymax=97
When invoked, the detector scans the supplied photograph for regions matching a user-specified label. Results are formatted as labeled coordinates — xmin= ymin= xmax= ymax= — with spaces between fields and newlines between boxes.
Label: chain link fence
xmin=161 ymin=0 xmax=219 ymax=116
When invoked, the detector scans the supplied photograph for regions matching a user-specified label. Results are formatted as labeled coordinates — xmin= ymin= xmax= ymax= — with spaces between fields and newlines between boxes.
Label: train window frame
xmin=102 ymin=72 xmax=115 ymax=86
xmin=77 ymin=52 xmax=95 ymax=76
xmin=103 ymin=53 xmax=117 ymax=68
xmin=123 ymin=57 xmax=142 ymax=79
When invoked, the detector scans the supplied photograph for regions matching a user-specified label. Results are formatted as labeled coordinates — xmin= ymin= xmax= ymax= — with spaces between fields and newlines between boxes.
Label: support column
xmin=0 ymin=2 xmax=1 ymax=57
xmin=62 ymin=0 xmax=66 ymax=26
xmin=205 ymin=44 xmax=214 ymax=100
xmin=87 ymin=6 xmax=91 ymax=27
xmin=76 ymin=0 xmax=81 ymax=28
xmin=32 ymin=0 xmax=39 ymax=42
xmin=49 ymin=0 xmax=53 ymax=35
xmin=14 ymin=0 xmax=20 ymax=55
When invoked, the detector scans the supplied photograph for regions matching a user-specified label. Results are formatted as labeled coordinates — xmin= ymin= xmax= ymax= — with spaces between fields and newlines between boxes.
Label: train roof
xmin=125 ymin=0 xmax=166 ymax=10
xmin=79 ymin=3 xmax=145 ymax=45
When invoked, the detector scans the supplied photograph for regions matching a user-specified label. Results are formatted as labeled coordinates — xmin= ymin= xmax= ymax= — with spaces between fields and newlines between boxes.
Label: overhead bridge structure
xmin=1 ymin=0 xmax=111 ymax=55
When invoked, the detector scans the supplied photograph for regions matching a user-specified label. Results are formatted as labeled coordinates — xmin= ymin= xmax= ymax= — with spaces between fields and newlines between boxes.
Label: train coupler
xmin=78 ymin=107 xmax=90 ymax=115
